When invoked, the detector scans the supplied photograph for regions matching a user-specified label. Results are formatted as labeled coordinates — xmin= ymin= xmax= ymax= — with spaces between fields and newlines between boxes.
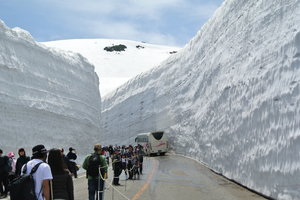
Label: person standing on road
xmin=48 ymin=148 xmax=74 ymax=200
xmin=60 ymin=148 xmax=71 ymax=172
xmin=137 ymin=145 xmax=144 ymax=175
xmin=104 ymin=149 xmax=110 ymax=166
xmin=66 ymin=147 xmax=77 ymax=178
xmin=112 ymin=149 xmax=122 ymax=186
xmin=15 ymin=148 xmax=30 ymax=177
xmin=126 ymin=145 xmax=134 ymax=180
xmin=22 ymin=144 xmax=53 ymax=200
xmin=7 ymin=152 xmax=17 ymax=182
xmin=0 ymin=149 xmax=9 ymax=198
xmin=82 ymin=144 xmax=108 ymax=200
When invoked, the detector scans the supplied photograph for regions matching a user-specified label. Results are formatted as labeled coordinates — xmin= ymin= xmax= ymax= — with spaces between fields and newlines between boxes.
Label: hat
xmin=7 ymin=152 xmax=15 ymax=158
xmin=18 ymin=148 xmax=25 ymax=153
xmin=32 ymin=144 xmax=48 ymax=156
xmin=69 ymin=147 xmax=75 ymax=151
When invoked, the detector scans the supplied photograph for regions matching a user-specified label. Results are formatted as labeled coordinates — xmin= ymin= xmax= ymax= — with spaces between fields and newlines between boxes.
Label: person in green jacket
xmin=82 ymin=144 xmax=108 ymax=200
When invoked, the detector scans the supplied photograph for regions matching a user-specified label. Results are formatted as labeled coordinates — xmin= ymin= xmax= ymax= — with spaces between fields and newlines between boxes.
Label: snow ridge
xmin=43 ymin=39 xmax=180 ymax=96
xmin=0 ymin=20 xmax=101 ymax=155
xmin=102 ymin=0 xmax=300 ymax=199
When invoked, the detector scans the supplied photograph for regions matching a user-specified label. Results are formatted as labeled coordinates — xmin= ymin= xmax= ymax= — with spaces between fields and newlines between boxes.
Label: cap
xmin=69 ymin=147 xmax=75 ymax=151
xmin=32 ymin=144 xmax=48 ymax=156
xmin=7 ymin=152 xmax=15 ymax=158
xmin=18 ymin=148 xmax=25 ymax=153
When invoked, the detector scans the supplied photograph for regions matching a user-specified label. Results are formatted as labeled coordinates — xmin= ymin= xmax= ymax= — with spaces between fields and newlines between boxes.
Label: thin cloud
xmin=77 ymin=19 xmax=177 ymax=45
xmin=2 ymin=0 xmax=224 ymax=45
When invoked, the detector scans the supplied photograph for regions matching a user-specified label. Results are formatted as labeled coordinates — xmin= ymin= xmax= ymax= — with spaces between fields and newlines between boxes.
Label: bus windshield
xmin=152 ymin=131 xmax=164 ymax=140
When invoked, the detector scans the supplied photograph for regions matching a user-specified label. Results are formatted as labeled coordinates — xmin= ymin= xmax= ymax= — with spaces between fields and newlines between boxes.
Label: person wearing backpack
xmin=21 ymin=145 xmax=53 ymax=200
xmin=15 ymin=148 xmax=30 ymax=177
xmin=0 ymin=149 xmax=9 ymax=198
xmin=82 ymin=144 xmax=108 ymax=200
xmin=48 ymin=148 xmax=74 ymax=200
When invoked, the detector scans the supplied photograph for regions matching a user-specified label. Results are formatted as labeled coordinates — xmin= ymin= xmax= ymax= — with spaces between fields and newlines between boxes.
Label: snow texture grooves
xmin=0 ymin=20 xmax=101 ymax=155
xmin=102 ymin=0 xmax=300 ymax=199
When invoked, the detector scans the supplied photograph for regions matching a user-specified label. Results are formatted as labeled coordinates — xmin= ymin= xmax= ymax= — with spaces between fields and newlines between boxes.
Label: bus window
xmin=136 ymin=136 xmax=148 ymax=143
xmin=152 ymin=131 xmax=164 ymax=140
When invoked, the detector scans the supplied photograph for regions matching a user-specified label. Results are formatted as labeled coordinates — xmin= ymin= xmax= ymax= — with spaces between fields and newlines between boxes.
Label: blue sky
xmin=0 ymin=0 xmax=224 ymax=46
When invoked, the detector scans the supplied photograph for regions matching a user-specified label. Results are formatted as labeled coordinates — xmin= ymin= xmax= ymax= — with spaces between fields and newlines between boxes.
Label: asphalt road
xmin=74 ymin=154 xmax=267 ymax=200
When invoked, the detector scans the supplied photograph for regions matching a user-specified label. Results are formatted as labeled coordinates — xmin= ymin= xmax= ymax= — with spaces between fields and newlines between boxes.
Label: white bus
xmin=135 ymin=131 xmax=168 ymax=156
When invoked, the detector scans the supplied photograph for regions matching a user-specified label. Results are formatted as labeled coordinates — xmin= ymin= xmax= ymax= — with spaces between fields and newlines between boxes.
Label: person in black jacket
xmin=66 ymin=147 xmax=77 ymax=178
xmin=0 ymin=149 xmax=9 ymax=198
xmin=137 ymin=145 xmax=144 ymax=175
xmin=112 ymin=149 xmax=122 ymax=186
xmin=48 ymin=148 xmax=74 ymax=200
xmin=60 ymin=148 xmax=71 ymax=172
xmin=15 ymin=148 xmax=30 ymax=176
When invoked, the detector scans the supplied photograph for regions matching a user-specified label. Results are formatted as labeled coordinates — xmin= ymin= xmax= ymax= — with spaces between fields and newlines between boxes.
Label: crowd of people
xmin=103 ymin=144 xmax=145 ymax=186
xmin=0 ymin=145 xmax=77 ymax=200
xmin=0 ymin=143 xmax=145 ymax=200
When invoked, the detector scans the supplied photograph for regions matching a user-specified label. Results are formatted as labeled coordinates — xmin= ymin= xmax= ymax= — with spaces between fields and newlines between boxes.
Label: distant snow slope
xmin=43 ymin=39 xmax=180 ymax=96
xmin=0 ymin=20 xmax=101 ymax=155
xmin=101 ymin=0 xmax=300 ymax=199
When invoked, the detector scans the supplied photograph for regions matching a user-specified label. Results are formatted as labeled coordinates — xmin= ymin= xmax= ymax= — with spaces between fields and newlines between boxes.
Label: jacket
xmin=15 ymin=156 xmax=30 ymax=176
xmin=51 ymin=171 xmax=74 ymax=200
xmin=82 ymin=153 xmax=108 ymax=180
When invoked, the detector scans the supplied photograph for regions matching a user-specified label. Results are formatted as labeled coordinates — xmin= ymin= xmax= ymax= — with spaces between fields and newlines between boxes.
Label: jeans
xmin=88 ymin=178 xmax=104 ymax=200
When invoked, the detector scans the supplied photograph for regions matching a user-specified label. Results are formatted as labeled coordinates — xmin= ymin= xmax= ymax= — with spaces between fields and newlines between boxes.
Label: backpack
xmin=87 ymin=153 xmax=101 ymax=177
xmin=9 ymin=162 xmax=43 ymax=200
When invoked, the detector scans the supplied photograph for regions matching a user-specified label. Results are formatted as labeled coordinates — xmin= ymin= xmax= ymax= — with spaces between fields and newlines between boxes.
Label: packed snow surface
xmin=43 ymin=39 xmax=180 ymax=96
xmin=102 ymin=0 xmax=300 ymax=199
xmin=0 ymin=20 xmax=101 ymax=155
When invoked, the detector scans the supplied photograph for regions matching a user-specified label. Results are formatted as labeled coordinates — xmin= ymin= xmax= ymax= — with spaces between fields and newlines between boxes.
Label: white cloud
xmin=77 ymin=19 xmax=177 ymax=45
xmin=30 ymin=0 xmax=223 ymax=45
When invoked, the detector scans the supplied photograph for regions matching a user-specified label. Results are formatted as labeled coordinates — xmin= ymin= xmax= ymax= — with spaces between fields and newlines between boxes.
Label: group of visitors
xmin=0 ymin=145 xmax=77 ymax=200
xmin=0 ymin=143 xmax=144 ymax=200
xmin=102 ymin=144 xmax=144 ymax=186
xmin=0 ymin=148 xmax=30 ymax=199
xmin=0 ymin=146 xmax=78 ymax=200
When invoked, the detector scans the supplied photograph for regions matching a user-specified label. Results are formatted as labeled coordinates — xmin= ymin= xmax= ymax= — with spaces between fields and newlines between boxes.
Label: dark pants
xmin=127 ymin=162 xmax=133 ymax=179
xmin=88 ymin=178 xmax=104 ymax=200
xmin=139 ymin=162 xmax=143 ymax=174
xmin=113 ymin=168 xmax=122 ymax=185
xmin=0 ymin=173 xmax=8 ymax=195
xmin=69 ymin=161 xmax=77 ymax=178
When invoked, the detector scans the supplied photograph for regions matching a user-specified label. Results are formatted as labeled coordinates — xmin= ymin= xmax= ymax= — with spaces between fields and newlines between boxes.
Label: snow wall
xmin=102 ymin=0 xmax=300 ymax=199
xmin=0 ymin=20 xmax=101 ymax=155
